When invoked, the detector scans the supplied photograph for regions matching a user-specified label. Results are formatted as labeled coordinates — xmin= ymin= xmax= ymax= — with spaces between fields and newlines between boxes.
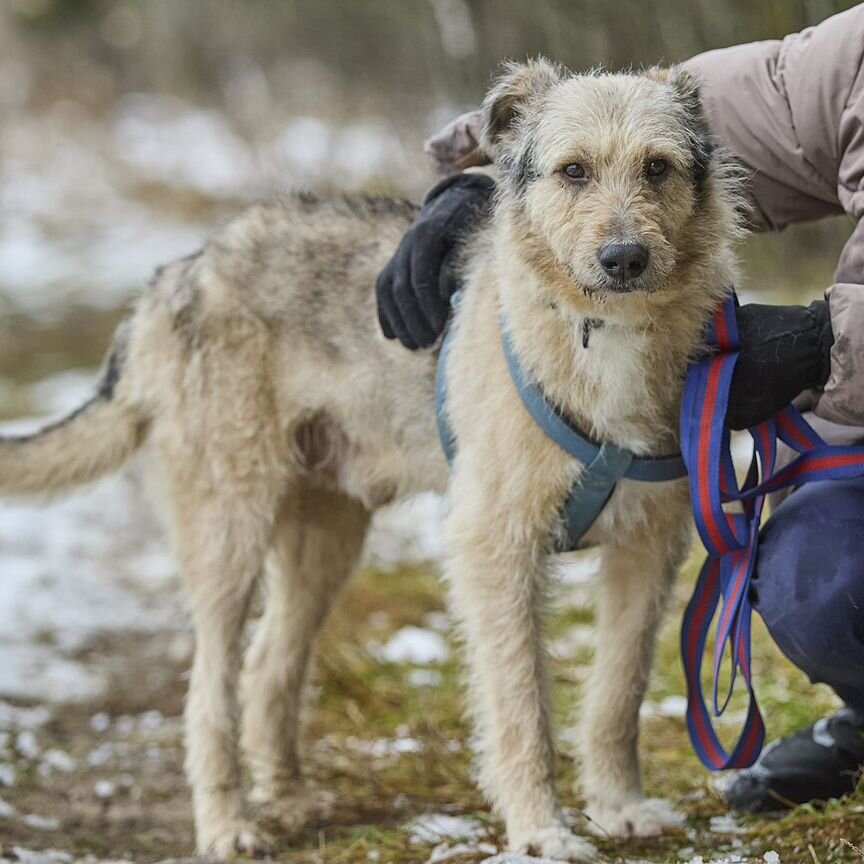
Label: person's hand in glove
xmin=376 ymin=172 xmax=495 ymax=349
xmin=726 ymin=300 xmax=834 ymax=430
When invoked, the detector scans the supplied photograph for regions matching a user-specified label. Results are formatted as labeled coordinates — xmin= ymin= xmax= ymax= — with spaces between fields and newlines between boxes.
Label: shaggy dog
xmin=0 ymin=61 xmax=739 ymax=860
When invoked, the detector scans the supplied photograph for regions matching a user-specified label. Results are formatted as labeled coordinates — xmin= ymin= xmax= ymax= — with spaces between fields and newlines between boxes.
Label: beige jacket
xmin=426 ymin=5 xmax=864 ymax=431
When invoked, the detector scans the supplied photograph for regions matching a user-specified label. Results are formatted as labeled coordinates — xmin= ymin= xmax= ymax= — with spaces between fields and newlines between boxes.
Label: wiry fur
xmin=0 ymin=62 xmax=740 ymax=860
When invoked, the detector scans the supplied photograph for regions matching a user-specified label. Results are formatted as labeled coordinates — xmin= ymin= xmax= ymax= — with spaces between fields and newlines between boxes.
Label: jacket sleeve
xmin=685 ymin=6 xmax=864 ymax=425
xmin=424 ymin=109 xmax=488 ymax=179
xmin=814 ymin=249 xmax=864 ymax=426
xmin=795 ymin=7 xmax=864 ymax=427
xmin=682 ymin=5 xmax=864 ymax=231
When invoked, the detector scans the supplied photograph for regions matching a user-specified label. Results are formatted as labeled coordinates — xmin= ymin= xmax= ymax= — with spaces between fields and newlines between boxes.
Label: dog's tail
xmin=0 ymin=321 xmax=147 ymax=496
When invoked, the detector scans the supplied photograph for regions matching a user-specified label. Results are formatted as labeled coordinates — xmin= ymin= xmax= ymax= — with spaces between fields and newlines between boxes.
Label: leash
xmin=680 ymin=290 xmax=864 ymax=770
xmin=436 ymin=295 xmax=687 ymax=551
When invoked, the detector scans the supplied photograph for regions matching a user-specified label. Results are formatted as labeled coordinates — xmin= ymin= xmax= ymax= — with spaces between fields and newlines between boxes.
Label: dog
xmin=0 ymin=61 xmax=740 ymax=860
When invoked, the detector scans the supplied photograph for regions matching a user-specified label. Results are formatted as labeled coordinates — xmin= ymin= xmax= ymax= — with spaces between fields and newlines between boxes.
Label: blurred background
xmin=0 ymin=0 xmax=859 ymax=410
xmin=0 ymin=3 xmax=861 ymax=861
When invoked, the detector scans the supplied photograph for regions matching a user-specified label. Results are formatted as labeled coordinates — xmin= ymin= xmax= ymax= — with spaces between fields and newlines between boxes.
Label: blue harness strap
xmin=435 ymin=306 xmax=687 ymax=550
xmin=435 ymin=316 xmax=458 ymax=466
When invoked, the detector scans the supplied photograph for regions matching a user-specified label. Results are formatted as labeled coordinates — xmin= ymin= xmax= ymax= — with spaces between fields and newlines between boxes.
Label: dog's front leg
xmin=445 ymin=473 xmax=597 ymax=863
xmin=580 ymin=517 xmax=689 ymax=839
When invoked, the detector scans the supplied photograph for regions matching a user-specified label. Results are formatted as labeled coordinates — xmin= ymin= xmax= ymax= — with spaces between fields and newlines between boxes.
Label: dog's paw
xmin=586 ymin=797 xmax=684 ymax=838
xmin=257 ymin=788 xmax=336 ymax=839
xmin=198 ymin=820 xmax=274 ymax=858
xmin=512 ymin=823 xmax=599 ymax=862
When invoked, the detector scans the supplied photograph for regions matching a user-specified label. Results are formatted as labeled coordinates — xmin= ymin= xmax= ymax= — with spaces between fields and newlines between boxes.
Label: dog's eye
xmin=563 ymin=163 xmax=587 ymax=180
xmin=646 ymin=158 xmax=667 ymax=178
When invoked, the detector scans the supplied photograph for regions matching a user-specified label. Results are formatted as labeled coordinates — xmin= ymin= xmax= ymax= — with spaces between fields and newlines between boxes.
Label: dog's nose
xmin=597 ymin=243 xmax=650 ymax=281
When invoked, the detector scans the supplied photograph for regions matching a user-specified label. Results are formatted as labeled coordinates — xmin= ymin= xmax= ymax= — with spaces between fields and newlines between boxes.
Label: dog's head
xmin=481 ymin=60 xmax=736 ymax=308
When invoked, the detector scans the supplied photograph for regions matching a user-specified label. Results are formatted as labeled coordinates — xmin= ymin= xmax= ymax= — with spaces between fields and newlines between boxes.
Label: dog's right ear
xmin=481 ymin=59 xmax=563 ymax=159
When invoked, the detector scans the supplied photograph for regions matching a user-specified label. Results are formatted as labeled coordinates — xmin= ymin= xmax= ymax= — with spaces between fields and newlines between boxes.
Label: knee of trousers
xmin=750 ymin=478 xmax=864 ymax=681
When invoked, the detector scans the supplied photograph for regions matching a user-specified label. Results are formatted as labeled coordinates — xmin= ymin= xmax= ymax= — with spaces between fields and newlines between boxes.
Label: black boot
xmin=725 ymin=707 xmax=864 ymax=813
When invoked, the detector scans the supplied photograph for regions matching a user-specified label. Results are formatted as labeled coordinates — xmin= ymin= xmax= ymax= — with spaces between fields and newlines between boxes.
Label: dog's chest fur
xmin=564 ymin=319 xmax=662 ymax=453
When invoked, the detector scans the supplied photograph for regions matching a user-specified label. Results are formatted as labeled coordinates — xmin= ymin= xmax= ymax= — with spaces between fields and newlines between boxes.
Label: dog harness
xmin=435 ymin=296 xmax=688 ymax=551
xmin=680 ymin=291 xmax=864 ymax=770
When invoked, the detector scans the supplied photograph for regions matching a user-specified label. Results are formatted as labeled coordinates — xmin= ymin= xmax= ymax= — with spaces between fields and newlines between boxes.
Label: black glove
xmin=726 ymin=300 xmax=834 ymax=430
xmin=376 ymin=172 xmax=495 ymax=349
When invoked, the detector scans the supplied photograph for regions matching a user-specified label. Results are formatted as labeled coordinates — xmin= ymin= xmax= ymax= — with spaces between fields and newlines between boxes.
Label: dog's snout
xmin=597 ymin=243 xmax=650 ymax=281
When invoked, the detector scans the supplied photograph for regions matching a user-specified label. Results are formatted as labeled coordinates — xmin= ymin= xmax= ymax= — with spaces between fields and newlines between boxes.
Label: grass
xmin=279 ymin=547 xmax=860 ymax=863
xmin=1 ymin=530 xmax=862 ymax=863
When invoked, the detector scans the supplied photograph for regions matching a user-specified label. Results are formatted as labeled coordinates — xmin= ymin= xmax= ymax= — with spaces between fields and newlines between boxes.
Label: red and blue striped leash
xmin=680 ymin=290 xmax=864 ymax=770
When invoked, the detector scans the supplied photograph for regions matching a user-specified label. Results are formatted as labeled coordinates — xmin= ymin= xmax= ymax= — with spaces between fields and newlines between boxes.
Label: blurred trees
xmin=0 ymin=0 xmax=854 ymax=312
xmin=2 ymin=0 xmax=859 ymax=124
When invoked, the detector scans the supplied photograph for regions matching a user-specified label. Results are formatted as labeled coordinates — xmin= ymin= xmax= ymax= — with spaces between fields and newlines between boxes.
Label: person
xmin=375 ymin=5 xmax=864 ymax=814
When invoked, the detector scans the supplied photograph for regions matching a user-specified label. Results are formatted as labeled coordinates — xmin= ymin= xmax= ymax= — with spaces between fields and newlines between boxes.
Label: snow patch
xmin=549 ymin=626 xmax=593 ymax=659
xmin=640 ymin=695 xmax=688 ymax=719
xmin=0 ymin=702 xmax=50 ymax=731
xmin=38 ymin=748 xmax=77 ymax=776
xmin=347 ymin=736 xmax=424 ymax=759
xmin=113 ymin=94 xmax=254 ymax=196
xmin=379 ymin=626 xmax=449 ymax=664
xmin=15 ymin=730 xmax=39 ymax=759
xmin=365 ymin=493 xmax=445 ymax=568
xmin=3 ymin=850 xmax=72 ymax=864
xmin=555 ymin=548 xmax=602 ymax=585
xmin=408 ymin=812 xmax=484 ymax=844
xmin=408 ymin=668 xmax=443 ymax=688
xmin=89 ymin=712 xmax=111 ymax=733
xmin=709 ymin=814 xmax=747 ymax=834
xmin=0 ymin=408 xmax=183 ymax=703
xmin=479 ymin=855 xmax=561 ymax=864
xmin=429 ymin=840 xmax=497 ymax=862
xmin=21 ymin=813 xmax=60 ymax=831
xmin=94 ymin=779 xmax=115 ymax=799
xmin=681 ymin=857 xmax=749 ymax=864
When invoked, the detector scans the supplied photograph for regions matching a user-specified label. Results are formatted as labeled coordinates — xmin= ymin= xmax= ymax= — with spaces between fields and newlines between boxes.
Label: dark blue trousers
xmin=751 ymin=477 xmax=864 ymax=711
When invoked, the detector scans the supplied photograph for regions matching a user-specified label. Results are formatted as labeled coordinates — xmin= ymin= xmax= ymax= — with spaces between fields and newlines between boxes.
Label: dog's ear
xmin=481 ymin=59 xmax=563 ymax=158
xmin=663 ymin=66 xmax=715 ymax=189
xmin=645 ymin=66 xmax=714 ymax=189
xmin=669 ymin=67 xmax=714 ymax=187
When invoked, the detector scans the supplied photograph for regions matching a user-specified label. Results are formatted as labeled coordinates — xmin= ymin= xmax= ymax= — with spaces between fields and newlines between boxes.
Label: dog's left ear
xmin=646 ymin=66 xmax=714 ymax=188
xmin=481 ymin=58 xmax=563 ymax=160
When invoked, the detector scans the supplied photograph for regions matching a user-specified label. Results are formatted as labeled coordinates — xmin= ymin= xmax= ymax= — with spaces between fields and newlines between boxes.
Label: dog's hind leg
xmin=241 ymin=486 xmax=370 ymax=836
xmin=175 ymin=489 xmax=283 ymax=858
xmin=159 ymin=322 xmax=289 ymax=856
xmin=579 ymin=517 xmax=690 ymax=839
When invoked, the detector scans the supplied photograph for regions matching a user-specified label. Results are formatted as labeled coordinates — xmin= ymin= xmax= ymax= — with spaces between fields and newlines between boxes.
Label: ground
xmin=0 ymin=420 xmax=861 ymax=864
